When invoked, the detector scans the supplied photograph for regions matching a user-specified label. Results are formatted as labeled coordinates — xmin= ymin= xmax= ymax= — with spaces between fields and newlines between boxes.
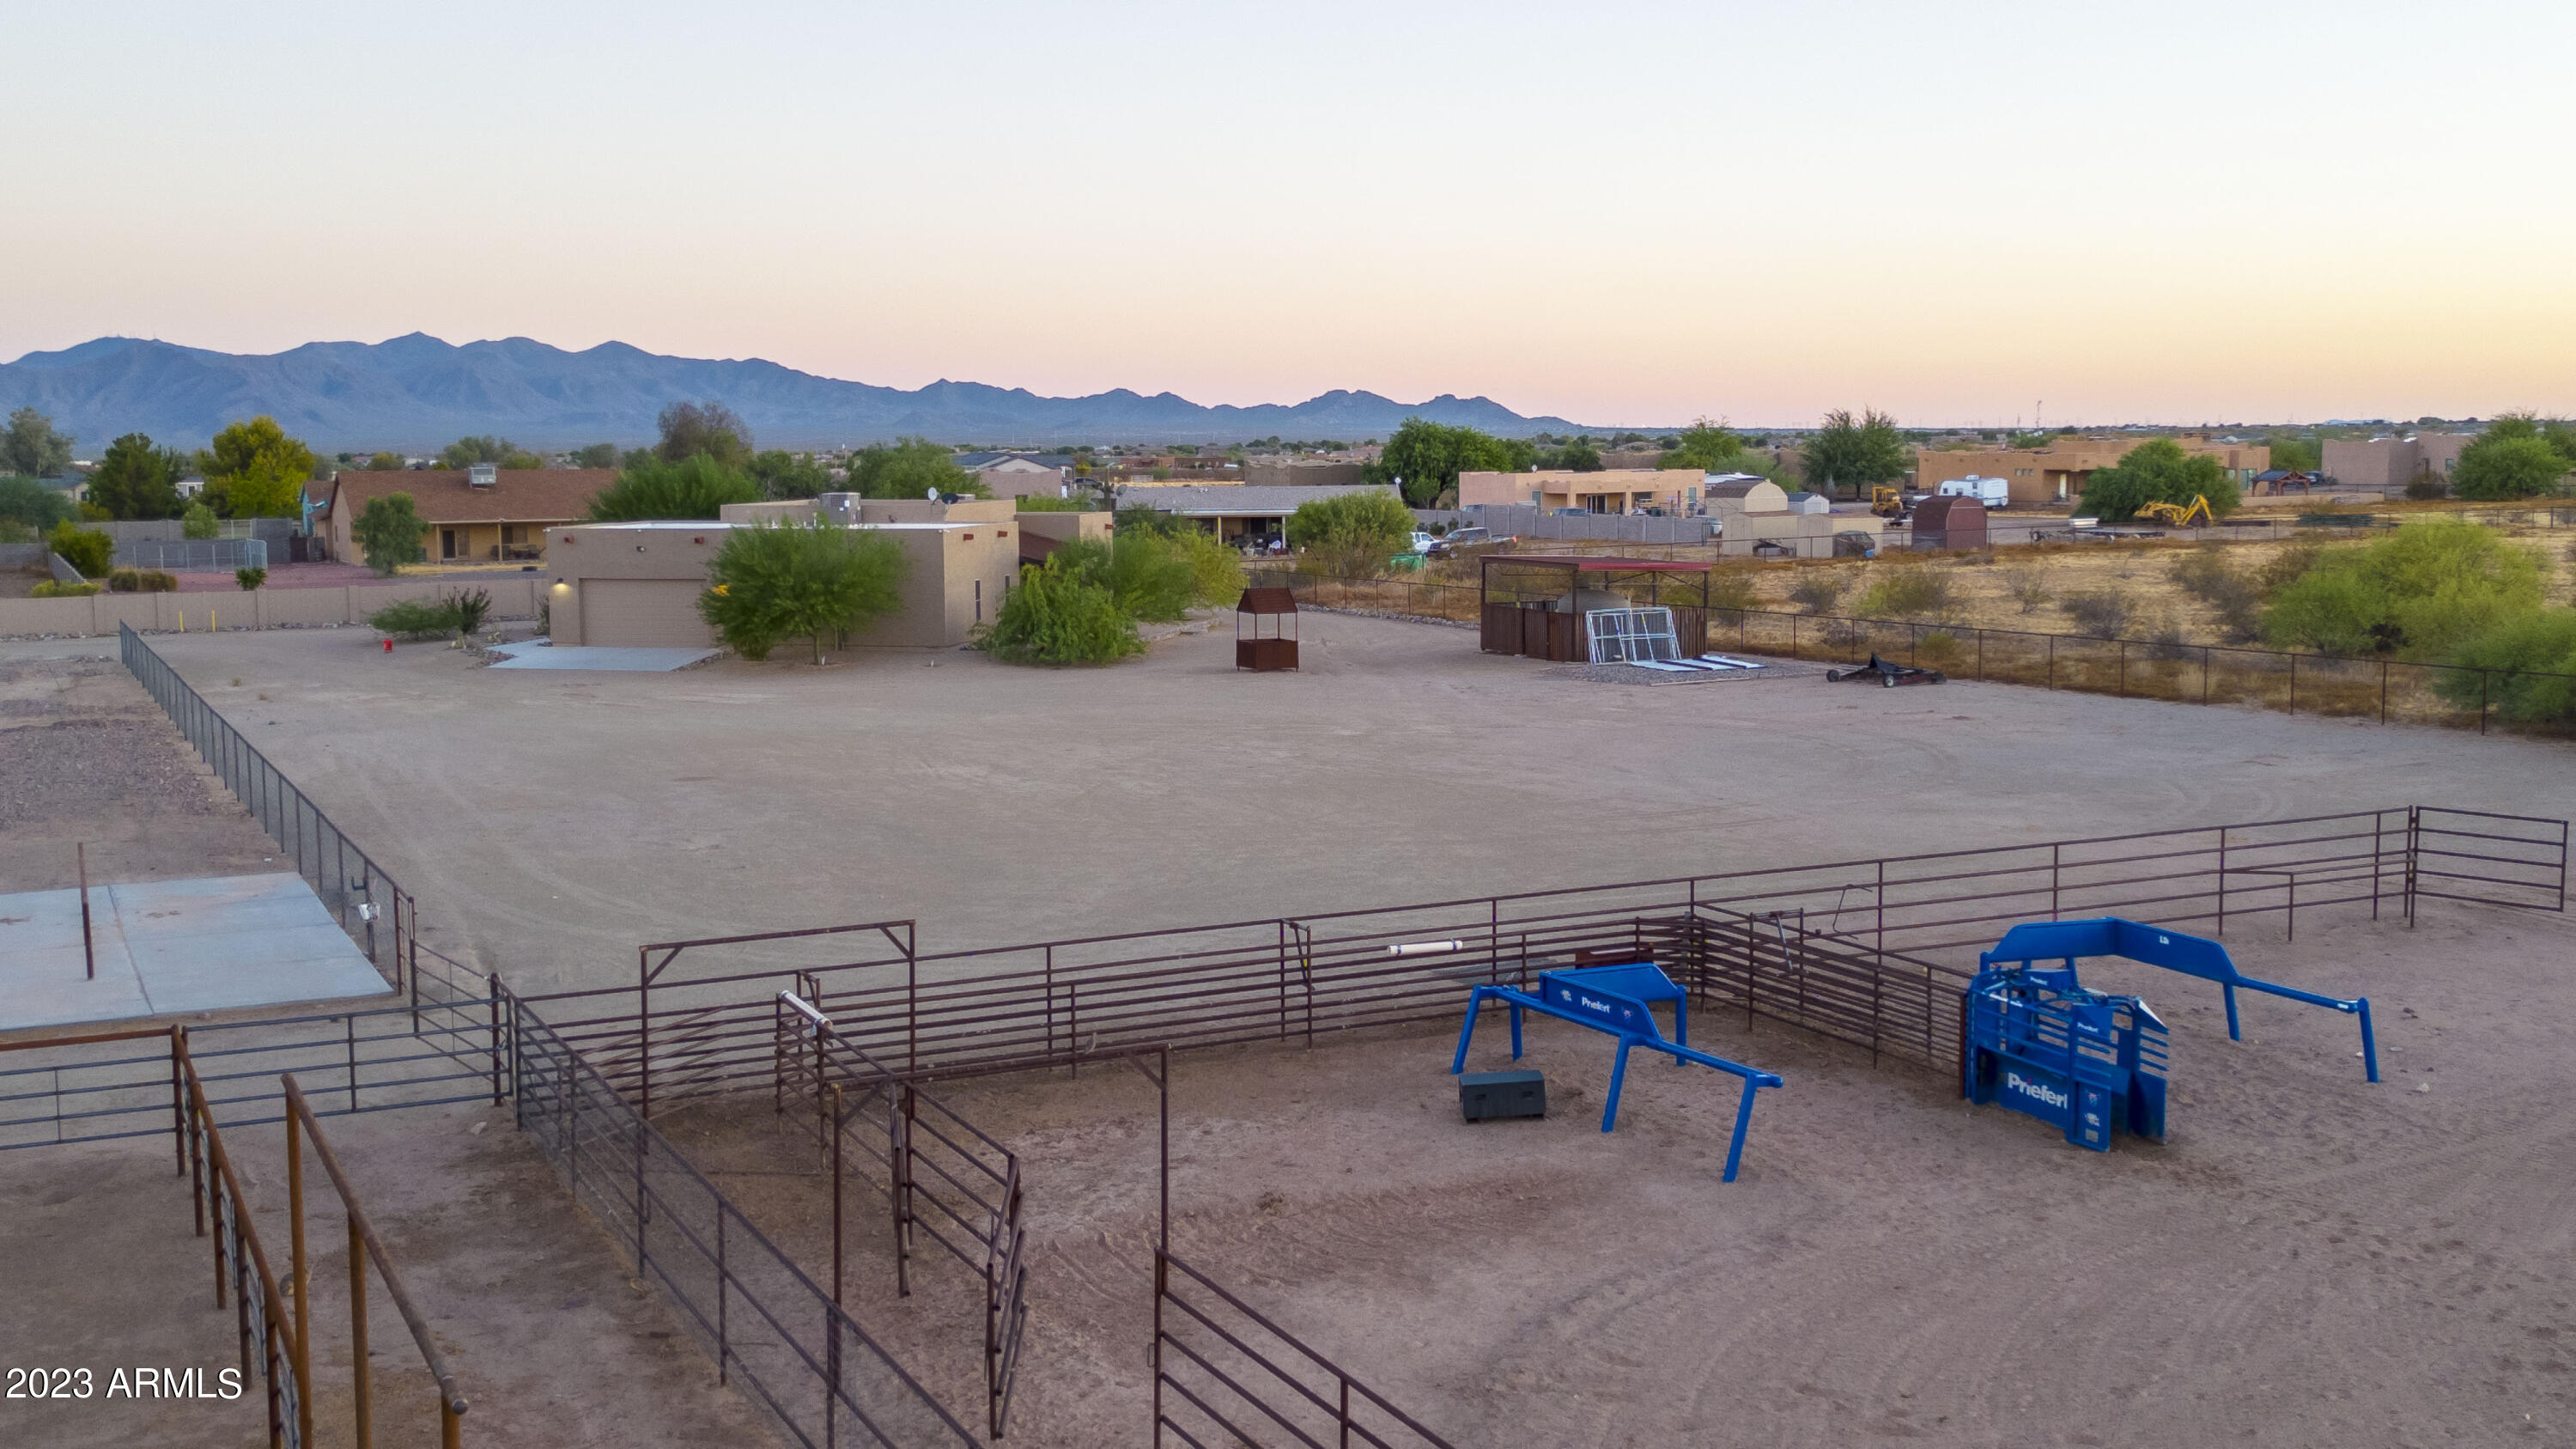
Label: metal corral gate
xmin=508 ymin=806 xmax=2565 ymax=1117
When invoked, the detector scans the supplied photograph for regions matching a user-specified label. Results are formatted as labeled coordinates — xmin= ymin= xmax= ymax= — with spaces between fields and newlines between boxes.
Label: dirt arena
xmin=669 ymin=905 xmax=2575 ymax=1449
xmin=1 ymin=616 xmax=2570 ymax=1448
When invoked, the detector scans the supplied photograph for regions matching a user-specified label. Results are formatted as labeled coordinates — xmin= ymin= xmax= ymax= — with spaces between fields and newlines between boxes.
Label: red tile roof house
xmin=315 ymin=466 xmax=617 ymax=567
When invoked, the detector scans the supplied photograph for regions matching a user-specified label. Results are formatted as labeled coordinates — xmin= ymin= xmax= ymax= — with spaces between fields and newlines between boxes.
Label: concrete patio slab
xmin=486 ymin=640 xmax=720 ymax=672
xmin=0 ymin=874 xmax=392 ymax=1032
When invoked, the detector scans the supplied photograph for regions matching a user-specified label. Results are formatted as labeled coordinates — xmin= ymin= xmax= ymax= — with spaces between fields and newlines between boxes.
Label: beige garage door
xmin=581 ymin=579 xmax=715 ymax=648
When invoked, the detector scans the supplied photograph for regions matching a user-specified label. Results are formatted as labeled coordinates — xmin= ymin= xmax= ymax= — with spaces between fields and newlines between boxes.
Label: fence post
xmin=2404 ymin=806 xmax=2421 ymax=927
xmin=349 ymin=1214 xmax=372 ymax=1449
xmin=2379 ymin=659 xmax=2390 ymax=725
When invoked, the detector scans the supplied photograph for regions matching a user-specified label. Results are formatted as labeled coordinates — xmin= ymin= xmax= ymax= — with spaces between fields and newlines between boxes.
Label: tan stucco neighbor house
xmin=1912 ymin=438 xmax=2269 ymax=508
xmin=319 ymin=466 xmax=616 ymax=566
xmin=1457 ymin=468 xmax=1697 ymax=514
xmin=547 ymin=496 xmax=1024 ymax=650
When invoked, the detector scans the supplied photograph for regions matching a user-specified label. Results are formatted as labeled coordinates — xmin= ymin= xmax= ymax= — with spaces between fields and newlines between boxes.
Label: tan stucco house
xmin=319 ymin=466 xmax=616 ymax=565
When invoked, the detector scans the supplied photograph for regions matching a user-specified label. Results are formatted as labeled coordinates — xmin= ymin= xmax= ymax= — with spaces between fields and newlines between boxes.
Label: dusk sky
xmin=9 ymin=0 xmax=2573 ymax=427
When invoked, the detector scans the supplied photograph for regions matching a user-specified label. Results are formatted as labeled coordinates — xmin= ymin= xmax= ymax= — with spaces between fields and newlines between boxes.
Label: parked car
xmin=1427 ymin=527 xmax=1491 ymax=555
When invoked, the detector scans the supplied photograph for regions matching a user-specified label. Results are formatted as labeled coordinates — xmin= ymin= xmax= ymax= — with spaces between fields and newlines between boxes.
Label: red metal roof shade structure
xmin=1478 ymin=553 xmax=1717 ymax=663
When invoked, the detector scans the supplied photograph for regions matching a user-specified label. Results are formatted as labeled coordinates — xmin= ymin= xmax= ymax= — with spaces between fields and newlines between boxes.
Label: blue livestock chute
xmin=1450 ymin=962 xmax=1783 ymax=1182
xmin=1965 ymin=917 xmax=2379 ymax=1153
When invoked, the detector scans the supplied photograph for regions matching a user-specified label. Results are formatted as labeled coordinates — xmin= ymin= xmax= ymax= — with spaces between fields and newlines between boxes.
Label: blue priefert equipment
xmin=1965 ymin=917 xmax=2379 ymax=1153
xmin=1450 ymin=962 xmax=1783 ymax=1182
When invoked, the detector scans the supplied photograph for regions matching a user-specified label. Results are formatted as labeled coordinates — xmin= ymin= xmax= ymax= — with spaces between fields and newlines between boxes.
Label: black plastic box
xmin=1459 ymin=1068 xmax=1546 ymax=1122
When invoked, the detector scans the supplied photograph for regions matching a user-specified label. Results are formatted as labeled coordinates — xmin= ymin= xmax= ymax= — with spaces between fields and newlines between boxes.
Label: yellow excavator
xmin=2134 ymin=495 xmax=2216 ymax=527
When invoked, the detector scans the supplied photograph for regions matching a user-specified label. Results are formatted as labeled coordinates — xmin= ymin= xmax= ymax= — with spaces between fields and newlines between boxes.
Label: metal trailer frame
xmin=1449 ymin=962 xmax=1783 ymax=1182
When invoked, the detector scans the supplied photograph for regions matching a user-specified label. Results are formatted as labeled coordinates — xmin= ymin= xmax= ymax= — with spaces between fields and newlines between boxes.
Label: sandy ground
xmin=683 ymin=905 xmax=2576 ymax=1449
xmin=1 ymin=617 xmax=2569 ymax=1448
xmin=52 ymin=612 xmax=2576 ymax=998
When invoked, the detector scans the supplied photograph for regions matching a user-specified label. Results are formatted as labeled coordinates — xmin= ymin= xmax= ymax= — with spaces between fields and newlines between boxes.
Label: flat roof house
xmin=1456 ymin=468 xmax=1695 ymax=514
xmin=1116 ymin=484 xmax=1400 ymax=544
xmin=547 ymin=496 xmax=1024 ymax=651
xmin=319 ymin=466 xmax=616 ymax=567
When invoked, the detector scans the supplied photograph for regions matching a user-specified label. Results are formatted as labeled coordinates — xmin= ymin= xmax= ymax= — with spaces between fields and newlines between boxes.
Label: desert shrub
xmin=47 ymin=520 xmax=112 ymax=578
xmin=447 ymin=587 xmax=493 ymax=636
xmin=1173 ymin=528 xmax=1246 ymax=609
xmin=31 ymin=579 xmax=102 ymax=598
xmin=2002 ymin=569 xmax=2051 ymax=613
xmin=586 ymin=454 xmax=762 ymax=522
xmin=370 ymin=597 xmax=461 ymax=641
xmin=181 ymin=502 xmax=220 ymax=539
xmin=2403 ymin=477 xmax=2451 ymax=501
xmin=2439 ymin=609 xmax=2576 ymax=723
xmin=1917 ymin=630 xmax=1965 ymax=670
xmin=2169 ymin=548 xmax=2264 ymax=642
xmin=107 ymin=568 xmax=142 ymax=593
xmin=1855 ymin=565 xmax=1953 ymax=619
xmin=2263 ymin=521 xmax=2544 ymax=657
xmin=235 ymin=566 xmax=267 ymax=590
xmin=1013 ymin=495 xmax=1096 ymax=512
xmin=1785 ymin=570 xmax=1850 ymax=614
xmin=699 ymin=520 xmax=908 ymax=662
xmin=2061 ymin=588 xmax=2135 ymax=639
xmin=140 ymin=569 xmax=176 ymax=593
xmin=980 ymin=551 xmax=1144 ymax=665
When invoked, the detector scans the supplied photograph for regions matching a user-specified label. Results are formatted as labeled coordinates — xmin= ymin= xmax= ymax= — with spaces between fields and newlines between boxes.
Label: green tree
xmin=2078 ymin=438 xmax=2241 ymax=521
xmin=0 ymin=475 xmax=76 ymax=533
xmin=1801 ymin=409 xmax=1908 ymax=496
xmin=2263 ymin=435 xmax=2322 ymax=472
xmin=1285 ymin=490 xmax=1413 ymax=555
xmin=365 ymin=452 xmax=405 ymax=471
xmin=181 ymin=501 xmax=220 ymax=539
xmin=655 ymin=399 xmax=753 ymax=467
xmin=3 ymin=407 xmax=75 ymax=477
xmin=2439 ymin=608 xmax=2576 ymax=724
xmin=697 ymin=518 xmax=908 ymax=663
xmin=979 ymin=550 xmax=1145 ymax=665
xmin=86 ymin=433 xmax=188 ymax=520
xmin=1657 ymin=418 xmax=1744 ymax=472
xmin=2263 ymin=521 xmax=2544 ymax=657
xmin=48 ymin=520 xmax=114 ymax=577
xmin=848 ymin=437 xmax=985 ymax=499
xmin=585 ymin=454 xmax=763 ymax=521
xmin=746 ymin=448 xmax=832 ymax=500
xmin=441 ymin=435 xmax=544 ymax=470
xmin=204 ymin=416 xmax=318 ymax=518
xmin=569 ymin=443 xmax=621 ymax=470
xmin=2453 ymin=427 xmax=2572 ymax=501
xmin=2006 ymin=431 xmax=2050 ymax=450
xmin=1369 ymin=418 xmax=1516 ymax=507
xmin=1542 ymin=438 xmax=1604 ymax=472
xmin=352 ymin=492 xmax=430 ymax=575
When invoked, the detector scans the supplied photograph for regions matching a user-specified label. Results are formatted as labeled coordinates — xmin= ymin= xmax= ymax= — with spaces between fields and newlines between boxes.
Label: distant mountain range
xmin=0 ymin=333 xmax=1595 ymax=452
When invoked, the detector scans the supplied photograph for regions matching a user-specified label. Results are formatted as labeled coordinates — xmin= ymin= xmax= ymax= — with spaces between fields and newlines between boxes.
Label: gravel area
xmin=0 ymin=659 xmax=279 ymax=892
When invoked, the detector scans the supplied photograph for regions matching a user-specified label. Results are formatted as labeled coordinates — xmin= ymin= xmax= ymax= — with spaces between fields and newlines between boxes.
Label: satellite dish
xmin=925 ymin=486 xmax=939 ymax=500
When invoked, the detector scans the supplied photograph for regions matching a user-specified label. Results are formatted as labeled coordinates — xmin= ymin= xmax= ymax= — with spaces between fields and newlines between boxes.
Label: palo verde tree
xmin=204 ymin=416 xmax=318 ymax=518
xmin=1800 ymin=408 xmax=1908 ymax=497
xmin=352 ymin=491 xmax=430 ymax=575
xmin=697 ymin=517 xmax=909 ymax=663
xmin=2263 ymin=520 xmax=2544 ymax=658
xmin=1285 ymin=490 xmax=1413 ymax=557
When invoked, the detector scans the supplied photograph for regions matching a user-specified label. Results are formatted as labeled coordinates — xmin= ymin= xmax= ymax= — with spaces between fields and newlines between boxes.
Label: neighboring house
xmin=1913 ymin=437 xmax=2270 ymax=507
xmin=1117 ymin=484 xmax=1400 ymax=544
xmin=1457 ymin=468 xmax=1696 ymax=514
xmin=551 ymin=496 xmax=1023 ymax=649
xmin=2319 ymin=435 xmax=2474 ymax=492
xmin=951 ymin=453 xmax=1077 ymax=499
xmin=317 ymin=466 xmax=615 ymax=565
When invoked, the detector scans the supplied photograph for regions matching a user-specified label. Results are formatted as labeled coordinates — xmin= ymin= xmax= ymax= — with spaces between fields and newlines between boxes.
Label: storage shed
xmin=1909 ymin=496 xmax=1988 ymax=551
